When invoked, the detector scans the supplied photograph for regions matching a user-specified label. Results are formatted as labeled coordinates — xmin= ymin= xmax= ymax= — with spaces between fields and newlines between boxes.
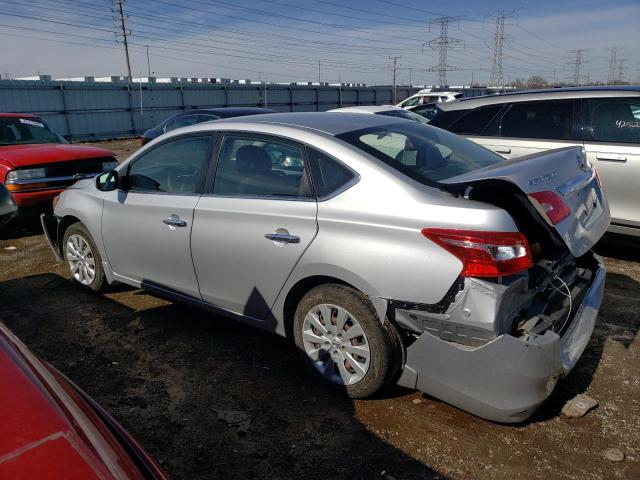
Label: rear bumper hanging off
xmin=396 ymin=252 xmax=606 ymax=423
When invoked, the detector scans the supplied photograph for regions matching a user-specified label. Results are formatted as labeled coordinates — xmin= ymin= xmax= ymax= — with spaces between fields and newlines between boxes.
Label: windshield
xmin=336 ymin=122 xmax=502 ymax=183
xmin=376 ymin=109 xmax=430 ymax=124
xmin=0 ymin=117 xmax=65 ymax=146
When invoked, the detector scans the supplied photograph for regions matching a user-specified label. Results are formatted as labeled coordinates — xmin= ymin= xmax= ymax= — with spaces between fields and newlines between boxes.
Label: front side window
xmin=0 ymin=117 xmax=65 ymax=145
xmin=213 ymin=135 xmax=311 ymax=198
xmin=498 ymin=100 xmax=577 ymax=140
xmin=585 ymin=98 xmax=640 ymax=144
xmin=337 ymin=122 xmax=501 ymax=183
xmin=401 ymin=96 xmax=420 ymax=107
xmin=448 ymin=105 xmax=504 ymax=135
xmin=127 ymin=135 xmax=211 ymax=193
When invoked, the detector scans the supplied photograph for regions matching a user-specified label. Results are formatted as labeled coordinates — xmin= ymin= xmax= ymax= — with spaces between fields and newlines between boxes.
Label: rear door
xmin=464 ymin=100 xmax=581 ymax=159
xmin=191 ymin=133 xmax=318 ymax=319
xmin=101 ymin=134 xmax=214 ymax=297
xmin=581 ymin=97 xmax=640 ymax=231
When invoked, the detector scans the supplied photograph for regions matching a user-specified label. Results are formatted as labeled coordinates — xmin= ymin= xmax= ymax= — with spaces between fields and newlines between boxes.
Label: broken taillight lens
xmin=421 ymin=228 xmax=534 ymax=278
xmin=529 ymin=191 xmax=570 ymax=225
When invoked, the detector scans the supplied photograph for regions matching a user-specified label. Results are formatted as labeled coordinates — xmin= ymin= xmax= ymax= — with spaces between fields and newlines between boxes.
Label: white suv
xmin=397 ymin=90 xmax=462 ymax=109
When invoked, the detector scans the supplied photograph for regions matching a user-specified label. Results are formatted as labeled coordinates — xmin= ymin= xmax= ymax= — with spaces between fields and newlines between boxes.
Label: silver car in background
xmin=430 ymin=86 xmax=640 ymax=236
xmin=42 ymin=113 xmax=609 ymax=422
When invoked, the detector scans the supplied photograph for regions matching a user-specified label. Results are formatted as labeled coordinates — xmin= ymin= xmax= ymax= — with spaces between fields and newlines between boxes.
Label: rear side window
xmin=498 ymin=100 xmax=577 ymax=140
xmin=447 ymin=105 xmax=503 ymax=135
xmin=585 ymin=98 xmax=640 ymax=144
xmin=307 ymin=148 xmax=356 ymax=198
xmin=165 ymin=115 xmax=201 ymax=132
xmin=213 ymin=135 xmax=312 ymax=198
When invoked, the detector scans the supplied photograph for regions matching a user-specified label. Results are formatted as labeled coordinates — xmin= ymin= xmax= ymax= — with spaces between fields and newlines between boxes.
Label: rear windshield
xmin=336 ymin=122 xmax=502 ymax=183
xmin=0 ymin=117 xmax=65 ymax=146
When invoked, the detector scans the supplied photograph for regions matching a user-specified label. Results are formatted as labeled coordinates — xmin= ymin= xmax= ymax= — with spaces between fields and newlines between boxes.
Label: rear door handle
xmin=163 ymin=214 xmax=187 ymax=228
xmin=265 ymin=232 xmax=300 ymax=244
xmin=596 ymin=155 xmax=627 ymax=163
xmin=495 ymin=148 xmax=511 ymax=154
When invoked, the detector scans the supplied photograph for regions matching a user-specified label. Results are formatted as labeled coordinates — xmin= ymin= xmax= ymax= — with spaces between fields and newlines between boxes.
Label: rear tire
xmin=293 ymin=284 xmax=399 ymax=398
xmin=62 ymin=222 xmax=106 ymax=293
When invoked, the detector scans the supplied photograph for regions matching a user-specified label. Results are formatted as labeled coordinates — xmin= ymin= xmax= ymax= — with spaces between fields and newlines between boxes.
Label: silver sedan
xmin=43 ymin=113 xmax=610 ymax=422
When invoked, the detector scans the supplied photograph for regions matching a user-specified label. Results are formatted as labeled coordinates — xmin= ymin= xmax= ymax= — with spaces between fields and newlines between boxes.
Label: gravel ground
xmin=0 ymin=139 xmax=638 ymax=480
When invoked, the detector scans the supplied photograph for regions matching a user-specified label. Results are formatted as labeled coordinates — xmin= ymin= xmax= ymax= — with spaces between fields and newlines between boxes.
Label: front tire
xmin=293 ymin=284 xmax=399 ymax=398
xmin=62 ymin=222 xmax=106 ymax=292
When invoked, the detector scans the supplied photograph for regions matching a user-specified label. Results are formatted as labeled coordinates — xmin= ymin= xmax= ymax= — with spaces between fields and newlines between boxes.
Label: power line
xmin=424 ymin=16 xmax=463 ymax=86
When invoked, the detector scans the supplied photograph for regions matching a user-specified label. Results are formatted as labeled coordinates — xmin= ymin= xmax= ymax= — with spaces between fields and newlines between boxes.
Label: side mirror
xmin=95 ymin=170 xmax=119 ymax=192
xmin=0 ymin=183 xmax=17 ymax=223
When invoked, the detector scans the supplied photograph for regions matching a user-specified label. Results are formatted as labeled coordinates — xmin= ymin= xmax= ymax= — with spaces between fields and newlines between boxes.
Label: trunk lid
xmin=441 ymin=146 xmax=610 ymax=258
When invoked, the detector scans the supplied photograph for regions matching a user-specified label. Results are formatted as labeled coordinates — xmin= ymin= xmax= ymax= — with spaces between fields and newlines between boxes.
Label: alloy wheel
xmin=302 ymin=303 xmax=371 ymax=385
xmin=66 ymin=234 xmax=96 ymax=286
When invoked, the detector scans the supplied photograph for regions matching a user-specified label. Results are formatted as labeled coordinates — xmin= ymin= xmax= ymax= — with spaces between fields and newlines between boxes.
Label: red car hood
xmin=0 ymin=144 xmax=113 ymax=168
xmin=0 ymin=323 xmax=166 ymax=479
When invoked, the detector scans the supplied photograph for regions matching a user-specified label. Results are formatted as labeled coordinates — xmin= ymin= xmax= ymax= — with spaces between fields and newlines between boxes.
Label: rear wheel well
xmin=283 ymin=275 xmax=355 ymax=339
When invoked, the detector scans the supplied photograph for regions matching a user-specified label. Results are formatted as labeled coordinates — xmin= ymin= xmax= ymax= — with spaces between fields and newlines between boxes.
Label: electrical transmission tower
xmin=389 ymin=56 xmax=401 ymax=104
xmin=607 ymin=47 xmax=619 ymax=84
xmin=488 ymin=11 xmax=515 ymax=88
xmin=424 ymin=16 xmax=463 ymax=87
xmin=570 ymin=49 xmax=587 ymax=85
xmin=113 ymin=0 xmax=132 ymax=82
xmin=616 ymin=58 xmax=627 ymax=84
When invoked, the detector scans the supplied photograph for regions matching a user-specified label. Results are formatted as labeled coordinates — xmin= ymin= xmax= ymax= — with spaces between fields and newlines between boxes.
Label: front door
xmin=191 ymin=133 xmax=318 ymax=319
xmin=582 ymin=97 xmax=640 ymax=230
xmin=101 ymin=134 xmax=213 ymax=297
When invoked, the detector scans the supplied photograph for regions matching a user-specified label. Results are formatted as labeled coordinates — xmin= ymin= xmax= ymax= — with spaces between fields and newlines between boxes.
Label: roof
xmin=0 ymin=113 xmax=38 ymax=118
xmin=439 ymin=85 xmax=640 ymax=111
xmin=327 ymin=105 xmax=400 ymax=114
xmin=202 ymin=112 xmax=410 ymax=135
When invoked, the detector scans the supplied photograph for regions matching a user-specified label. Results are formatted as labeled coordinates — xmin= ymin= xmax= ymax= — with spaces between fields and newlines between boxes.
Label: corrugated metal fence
xmin=0 ymin=80 xmax=420 ymax=140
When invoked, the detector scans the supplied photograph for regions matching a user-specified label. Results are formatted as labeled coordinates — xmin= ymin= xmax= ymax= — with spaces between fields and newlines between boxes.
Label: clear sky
xmin=0 ymin=0 xmax=638 ymax=85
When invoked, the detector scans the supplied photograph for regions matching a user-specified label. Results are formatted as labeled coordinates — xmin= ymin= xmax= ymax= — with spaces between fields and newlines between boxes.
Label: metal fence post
xmin=289 ymin=85 xmax=293 ymax=111
xmin=58 ymin=84 xmax=72 ymax=138
xmin=126 ymin=83 xmax=135 ymax=134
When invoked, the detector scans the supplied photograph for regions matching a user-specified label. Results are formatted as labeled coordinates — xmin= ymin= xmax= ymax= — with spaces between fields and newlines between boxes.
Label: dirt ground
xmin=0 ymin=139 xmax=638 ymax=480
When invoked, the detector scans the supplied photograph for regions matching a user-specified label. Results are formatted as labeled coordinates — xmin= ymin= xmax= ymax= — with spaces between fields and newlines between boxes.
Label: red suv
xmin=0 ymin=113 xmax=118 ymax=215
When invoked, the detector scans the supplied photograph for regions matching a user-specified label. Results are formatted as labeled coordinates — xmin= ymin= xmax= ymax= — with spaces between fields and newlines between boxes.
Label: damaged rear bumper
xmin=396 ymin=252 xmax=606 ymax=423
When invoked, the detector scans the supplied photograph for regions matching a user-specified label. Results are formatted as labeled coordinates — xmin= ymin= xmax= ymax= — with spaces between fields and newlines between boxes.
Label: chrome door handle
xmin=495 ymin=148 xmax=511 ymax=154
xmin=265 ymin=232 xmax=300 ymax=244
xmin=162 ymin=214 xmax=187 ymax=227
xmin=596 ymin=155 xmax=627 ymax=163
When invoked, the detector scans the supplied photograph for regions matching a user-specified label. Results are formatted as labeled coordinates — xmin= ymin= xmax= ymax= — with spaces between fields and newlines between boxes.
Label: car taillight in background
xmin=421 ymin=228 xmax=534 ymax=278
xmin=140 ymin=136 xmax=150 ymax=146
xmin=528 ymin=191 xmax=571 ymax=225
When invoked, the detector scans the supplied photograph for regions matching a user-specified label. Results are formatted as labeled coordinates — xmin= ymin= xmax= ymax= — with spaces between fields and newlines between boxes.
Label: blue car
xmin=140 ymin=107 xmax=278 ymax=145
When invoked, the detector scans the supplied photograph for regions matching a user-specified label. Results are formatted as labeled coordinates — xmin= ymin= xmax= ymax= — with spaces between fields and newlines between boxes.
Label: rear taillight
xmin=529 ymin=191 xmax=570 ymax=225
xmin=421 ymin=228 xmax=533 ymax=278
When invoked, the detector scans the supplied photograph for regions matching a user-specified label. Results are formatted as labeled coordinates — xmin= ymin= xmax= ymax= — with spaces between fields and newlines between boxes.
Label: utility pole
xmin=317 ymin=60 xmax=321 ymax=84
xmin=113 ymin=0 xmax=132 ymax=82
xmin=607 ymin=47 xmax=619 ymax=84
xmin=409 ymin=67 xmax=412 ymax=87
xmin=488 ymin=11 xmax=515 ymax=89
xmin=146 ymin=45 xmax=151 ymax=78
xmin=424 ymin=16 xmax=463 ymax=87
xmin=389 ymin=56 xmax=401 ymax=104
xmin=569 ymin=49 xmax=587 ymax=85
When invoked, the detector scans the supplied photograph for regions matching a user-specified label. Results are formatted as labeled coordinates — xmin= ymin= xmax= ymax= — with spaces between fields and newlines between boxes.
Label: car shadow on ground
xmin=0 ymin=273 xmax=447 ymax=480
xmin=0 ymin=216 xmax=44 ymax=240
